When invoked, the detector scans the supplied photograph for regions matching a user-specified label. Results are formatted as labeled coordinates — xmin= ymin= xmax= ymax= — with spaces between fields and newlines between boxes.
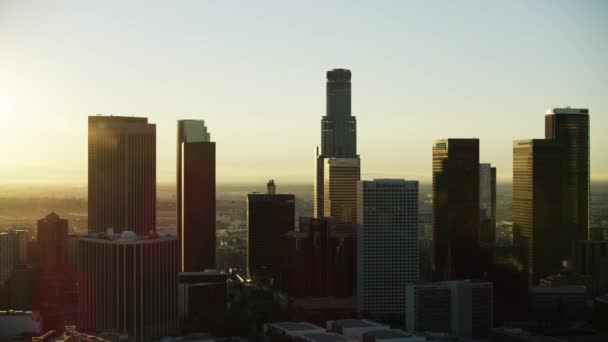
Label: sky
xmin=0 ymin=0 xmax=607 ymax=185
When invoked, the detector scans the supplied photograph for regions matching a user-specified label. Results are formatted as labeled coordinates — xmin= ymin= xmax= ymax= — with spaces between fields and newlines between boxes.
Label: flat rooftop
xmin=331 ymin=319 xmax=385 ymax=329
xmin=270 ymin=321 xmax=325 ymax=332
xmin=363 ymin=329 xmax=421 ymax=339
xmin=546 ymin=107 xmax=589 ymax=115
xmin=298 ymin=333 xmax=356 ymax=342
xmin=80 ymin=231 xmax=176 ymax=244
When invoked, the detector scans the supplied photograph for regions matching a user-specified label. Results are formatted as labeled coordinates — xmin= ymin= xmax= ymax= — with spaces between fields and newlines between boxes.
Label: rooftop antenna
xmin=267 ymin=179 xmax=276 ymax=195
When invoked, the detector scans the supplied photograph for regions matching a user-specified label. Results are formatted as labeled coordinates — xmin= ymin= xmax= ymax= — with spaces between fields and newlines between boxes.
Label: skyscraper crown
xmin=327 ymin=68 xmax=351 ymax=82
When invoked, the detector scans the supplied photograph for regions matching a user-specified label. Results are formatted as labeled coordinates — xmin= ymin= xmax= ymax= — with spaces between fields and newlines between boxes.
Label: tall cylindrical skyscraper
xmin=315 ymin=69 xmax=359 ymax=219
xmin=322 ymin=68 xmax=357 ymax=158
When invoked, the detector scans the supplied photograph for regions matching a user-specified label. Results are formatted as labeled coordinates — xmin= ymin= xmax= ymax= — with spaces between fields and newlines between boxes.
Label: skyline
xmin=1 ymin=1 xmax=607 ymax=184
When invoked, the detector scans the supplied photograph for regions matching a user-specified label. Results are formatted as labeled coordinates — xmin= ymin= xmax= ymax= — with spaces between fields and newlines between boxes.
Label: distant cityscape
xmin=0 ymin=69 xmax=607 ymax=342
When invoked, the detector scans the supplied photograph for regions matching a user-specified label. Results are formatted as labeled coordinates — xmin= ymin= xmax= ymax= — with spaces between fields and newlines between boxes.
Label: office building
xmin=178 ymin=270 xmax=228 ymax=335
xmin=0 ymin=229 xmax=28 ymax=285
xmin=529 ymin=286 xmax=586 ymax=325
xmin=177 ymin=120 xmax=216 ymax=272
xmin=545 ymin=107 xmax=590 ymax=240
xmin=264 ymin=322 xmax=326 ymax=339
xmin=571 ymin=240 xmax=608 ymax=295
xmin=327 ymin=319 xmax=389 ymax=340
xmin=432 ymin=139 xmax=480 ymax=280
xmin=593 ymin=294 xmax=608 ymax=332
xmin=37 ymin=213 xmax=68 ymax=275
xmin=479 ymin=163 xmax=497 ymax=243
xmin=297 ymin=333 xmax=357 ymax=342
xmin=324 ymin=158 xmax=361 ymax=233
xmin=356 ymin=179 xmax=419 ymax=320
xmin=281 ymin=217 xmax=355 ymax=298
xmin=285 ymin=297 xmax=357 ymax=325
xmin=0 ymin=310 xmax=42 ymax=340
xmin=36 ymin=213 xmax=77 ymax=331
xmin=418 ymin=238 xmax=433 ymax=282
xmin=511 ymin=107 xmax=591 ymax=284
xmin=513 ymin=139 xmax=563 ymax=283
xmin=247 ymin=181 xmax=295 ymax=277
xmin=0 ymin=230 xmax=17 ymax=286
xmin=88 ymin=115 xmax=156 ymax=235
xmin=405 ymin=283 xmax=451 ymax=333
xmin=361 ymin=330 xmax=426 ymax=342
xmin=78 ymin=231 xmax=179 ymax=341
xmin=315 ymin=68 xmax=358 ymax=219
xmin=406 ymin=281 xmax=493 ymax=339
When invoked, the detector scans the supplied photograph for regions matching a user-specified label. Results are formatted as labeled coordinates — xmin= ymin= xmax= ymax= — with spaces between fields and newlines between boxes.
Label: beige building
xmin=323 ymin=157 xmax=360 ymax=233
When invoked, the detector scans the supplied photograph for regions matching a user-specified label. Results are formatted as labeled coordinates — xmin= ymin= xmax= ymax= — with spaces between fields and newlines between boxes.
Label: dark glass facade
xmin=321 ymin=68 xmax=357 ymax=158
xmin=88 ymin=116 xmax=156 ymax=235
xmin=432 ymin=139 xmax=480 ymax=280
xmin=280 ymin=217 xmax=355 ymax=298
xmin=36 ymin=213 xmax=76 ymax=331
xmin=177 ymin=120 xmax=216 ymax=272
xmin=479 ymin=165 xmax=497 ymax=243
xmin=545 ymin=108 xmax=590 ymax=241
xmin=512 ymin=140 xmax=563 ymax=283
xmin=246 ymin=192 xmax=295 ymax=277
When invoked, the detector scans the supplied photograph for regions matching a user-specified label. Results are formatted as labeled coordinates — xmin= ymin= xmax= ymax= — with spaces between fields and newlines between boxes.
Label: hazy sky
xmin=1 ymin=0 xmax=606 ymax=184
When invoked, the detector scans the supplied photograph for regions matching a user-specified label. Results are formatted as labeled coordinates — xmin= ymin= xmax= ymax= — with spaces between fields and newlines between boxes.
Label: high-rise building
xmin=281 ymin=217 xmax=355 ymax=297
xmin=78 ymin=231 xmax=179 ymax=341
xmin=406 ymin=281 xmax=493 ymax=339
xmin=322 ymin=69 xmax=357 ymax=158
xmin=37 ymin=213 xmax=68 ymax=276
xmin=315 ymin=68 xmax=358 ymax=219
xmin=324 ymin=158 xmax=361 ymax=233
xmin=0 ymin=232 xmax=17 ymax=286
xmin=177 ymin=120 xmax=216 ymax=272
xmin=418 ymin=238 xmax=433 ymax=282
xmin=0 ymin=229 xmax=28 ymax=286
xmin=432 ymin=139 xmax=480 ymax=280
xmin=36 ymin=213 xmax=77 ymax=331
xmin=247 ymin=181 xmax=295 ymax=277
xmin=356 ymin=179 xmax=419 ymax=320
xmin=513 ymin=139 xmax=563 ymax=283
xmin=479 ymin=164 xmax=497 ymax=243
xmin=178 ymin=270 xmax=228 ymax=335
xmin=571 ymin=240 xmax=608 ymax=295
xmin=545 ymin=108 xmax=590 ymax=240
xmin=88 ymin=115 xmax=156 ymax=235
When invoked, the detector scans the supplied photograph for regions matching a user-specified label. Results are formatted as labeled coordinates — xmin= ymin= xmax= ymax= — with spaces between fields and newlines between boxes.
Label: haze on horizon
xmin=1 ymin=0 xmax=607 ymax=185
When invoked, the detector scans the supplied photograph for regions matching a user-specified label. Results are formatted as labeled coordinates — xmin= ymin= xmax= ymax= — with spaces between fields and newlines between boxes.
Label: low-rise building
xmin=326 ymin=319 xmax=389 ymax=340
xmin=265 ymin=322 xmax=326 ymax=339
xmin=405 ymin=281 xmax=493 ymax=339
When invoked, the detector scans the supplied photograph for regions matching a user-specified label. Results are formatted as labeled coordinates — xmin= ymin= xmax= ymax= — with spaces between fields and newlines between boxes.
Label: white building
xmin=356 ymin=179 xmax=419 ymax=319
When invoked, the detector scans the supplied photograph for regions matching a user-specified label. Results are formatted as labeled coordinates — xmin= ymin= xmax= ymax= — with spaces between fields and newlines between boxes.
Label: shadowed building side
xmin=247 ymin=181 xmax=295 ymax=278
xmin=513 ymin=139 xmax=563 ymax=284
xmin=545 ymin=107 xmax=590 ymax=241
xmin=432 ymin=139 xmax=480 ymax=280
xmin=177 ymin=120 xmax=216 ymax=272
xmin=88 ymin=115 xmax=156 ymax=235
